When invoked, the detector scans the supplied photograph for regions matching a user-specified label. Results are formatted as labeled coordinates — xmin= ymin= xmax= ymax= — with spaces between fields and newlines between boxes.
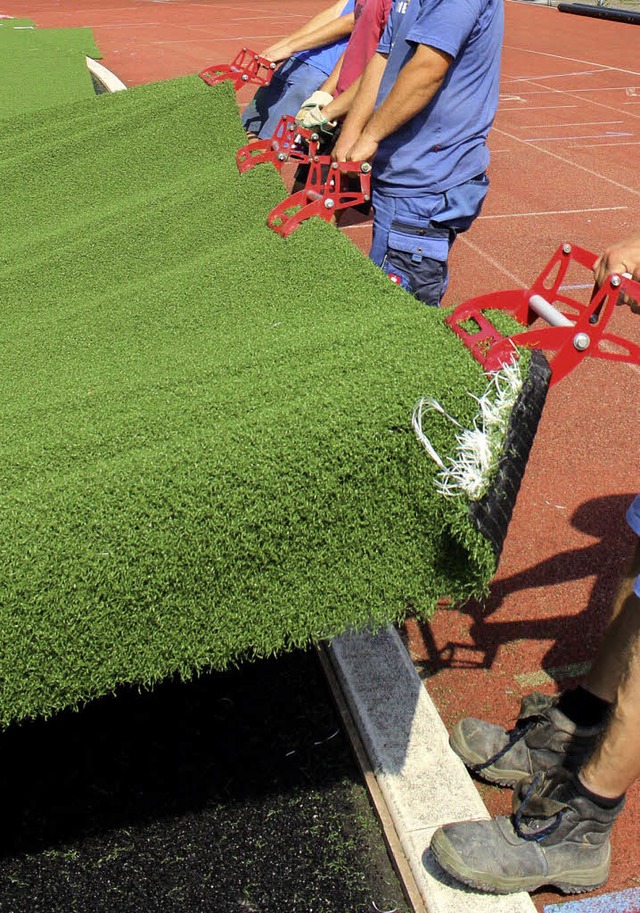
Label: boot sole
xmin=430 ymin=829 xmax=610 ymax=895
xmin=449 ymin=729 xmax=527 ymax=788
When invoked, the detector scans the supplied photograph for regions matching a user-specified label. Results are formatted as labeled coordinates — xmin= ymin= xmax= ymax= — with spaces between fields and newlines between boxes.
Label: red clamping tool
xmin=446 ymin=242 xmax=640 ymax=385
xmin=236 ymin=116 xmax=321 ymax=174
xmin=267 ymin=158 xmax=372 ymax=238
xmin=200 ymin=47 xmax=277 ymax=90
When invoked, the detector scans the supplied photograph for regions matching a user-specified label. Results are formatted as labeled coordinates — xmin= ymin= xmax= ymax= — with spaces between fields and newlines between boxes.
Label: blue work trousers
xmin=369 ymin=176 xmax=490 ymax=306
xmin=241 ymin=58 xmax=325 ymax=139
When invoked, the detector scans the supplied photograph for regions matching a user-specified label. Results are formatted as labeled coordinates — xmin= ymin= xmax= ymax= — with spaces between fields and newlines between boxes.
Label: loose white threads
xmin=411 ymin=398 xmax=462 ymax=470
xmin=412 ymin=359 xmax=524 ymax=500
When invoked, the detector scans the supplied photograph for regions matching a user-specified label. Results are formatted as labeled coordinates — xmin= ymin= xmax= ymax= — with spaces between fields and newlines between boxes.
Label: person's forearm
xmin=323 ymin=75 xmax=361 ymax=121
xmin=284 ymin=14 xmax=354 ymax=57
xmin=339 ymin=52 xmax=388 ymax=139
xmin=263 ymin=0 xmax=352 ymax=59
xmin=320 ymin=52 xmax=345 ymax=96
xmin=362 ymin=44 xmax=450 ymax=144
xmin=288 ymin=0 xmax=350 ymax=42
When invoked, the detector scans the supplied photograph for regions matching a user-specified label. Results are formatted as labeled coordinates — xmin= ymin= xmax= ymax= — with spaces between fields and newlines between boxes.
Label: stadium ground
xmin=1 ymin=1 xmax=639 ymax=910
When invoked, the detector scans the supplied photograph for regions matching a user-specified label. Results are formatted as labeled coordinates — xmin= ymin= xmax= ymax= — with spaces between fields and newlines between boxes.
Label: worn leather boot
xmin=450 ymin=692 xmax=605 ymax=787
xmin=430 ymin=769 xmax=623 ymax=895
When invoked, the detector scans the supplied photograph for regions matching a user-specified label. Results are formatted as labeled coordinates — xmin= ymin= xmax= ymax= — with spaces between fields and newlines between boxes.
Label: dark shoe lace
xmin=512 ymin=773 xmax=566 ymax=843
xmin=468 ymin=693 xmax=555 ymax=773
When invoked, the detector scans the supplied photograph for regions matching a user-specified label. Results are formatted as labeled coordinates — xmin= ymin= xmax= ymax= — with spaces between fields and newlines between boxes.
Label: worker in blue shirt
xmin=333 ymin=0 xmax=504 ymax=306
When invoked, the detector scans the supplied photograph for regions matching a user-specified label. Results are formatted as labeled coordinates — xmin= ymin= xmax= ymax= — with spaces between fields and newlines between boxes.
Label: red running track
xmin=2 ymin=1 xmax=639 ymax=908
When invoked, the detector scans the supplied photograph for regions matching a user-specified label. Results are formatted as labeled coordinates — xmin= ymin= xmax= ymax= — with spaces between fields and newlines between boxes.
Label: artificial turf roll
xmin=0 ymin=76 xmax=531 ymax=726
xmin=0 ymin=26 xmax=101 ymax=119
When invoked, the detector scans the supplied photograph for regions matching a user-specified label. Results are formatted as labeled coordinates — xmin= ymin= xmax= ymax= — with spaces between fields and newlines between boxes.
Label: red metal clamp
xmin=267 ymin=158 xmax=372 ymax=237
xmin=200 ymin=47 xmax=277 ymax=90
xmin=446 ymin=242 xmax=640 ymax=385
xmin=236 ymin=116 xmax=321 ymax=174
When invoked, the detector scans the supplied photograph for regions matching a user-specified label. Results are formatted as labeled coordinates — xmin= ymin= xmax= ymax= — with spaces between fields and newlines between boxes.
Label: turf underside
xmin=1 ymin=76 xmax=523 ymax=727
xmin=0 ymin=26 xmax=100 ymax=119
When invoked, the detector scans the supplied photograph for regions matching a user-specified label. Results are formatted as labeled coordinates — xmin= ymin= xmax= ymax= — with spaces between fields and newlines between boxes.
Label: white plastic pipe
xmin=529 ymin=294 xmax=574 ymax=327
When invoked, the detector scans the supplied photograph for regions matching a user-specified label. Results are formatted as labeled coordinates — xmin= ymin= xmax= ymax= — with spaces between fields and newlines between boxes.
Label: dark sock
xmin=557 ymin=686 xmax=611 ymax=728
xmin=573 ymin=773 xmax=624 ymax=810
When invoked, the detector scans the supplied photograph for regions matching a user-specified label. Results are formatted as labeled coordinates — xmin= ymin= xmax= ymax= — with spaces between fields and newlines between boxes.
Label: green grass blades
xmin=0 ymin=27 xmax=101 ymax=119
xmin=0 ymin=76 xmax=519 ymax=726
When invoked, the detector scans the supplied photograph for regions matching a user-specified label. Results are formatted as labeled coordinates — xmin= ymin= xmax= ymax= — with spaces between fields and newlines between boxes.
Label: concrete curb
xmin=329 ymin=625 xmax=537 ymax=913
xmin=86 ymin=56 xmax=127 ymax=93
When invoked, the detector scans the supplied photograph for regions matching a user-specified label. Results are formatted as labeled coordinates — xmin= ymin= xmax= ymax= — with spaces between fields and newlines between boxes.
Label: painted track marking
xmin=523 ymin=132 xmax=633 ymax=142
xmin=500 ymin=76 xmax=640 ymax=122
xmin=492 ymin=124 xmax=640 ymax=197
xmin=509 ymin=68 xmax=609 ymax=82
xmin=504 ymin=44 xmax=640 ymax=79
xmin=515 ymin=120 xmax=623 ymax=128
xmin=458 ymin=235 xmax=527 ymax=286
xmin=478 ymin=206 xmax=628 ymax=220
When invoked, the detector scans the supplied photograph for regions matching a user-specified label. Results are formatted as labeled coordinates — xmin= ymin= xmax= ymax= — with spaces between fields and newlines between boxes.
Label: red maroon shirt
xmin=335 ymin=0 xmax=392 ymax=95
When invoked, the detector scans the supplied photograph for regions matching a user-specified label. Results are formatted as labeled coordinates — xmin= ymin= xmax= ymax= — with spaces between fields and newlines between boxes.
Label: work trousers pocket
xmin=381 ymin=221 xmax=453 ymax=307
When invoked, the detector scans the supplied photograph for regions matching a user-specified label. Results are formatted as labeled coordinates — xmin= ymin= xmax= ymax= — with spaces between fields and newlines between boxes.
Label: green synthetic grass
xmin=0 ymin=18 xmax=36 ymax=28
xmin=0 ymin=76 xmax=523 ymax=727
xmin=0 ymin=26 xmax=101 ymax=119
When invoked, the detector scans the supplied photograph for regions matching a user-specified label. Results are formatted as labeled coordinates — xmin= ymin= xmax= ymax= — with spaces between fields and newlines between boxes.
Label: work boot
xmin=430 ymin=769 xmax=624 ymax=895
xmin=450 ymin=692 xmax=605 ymax=787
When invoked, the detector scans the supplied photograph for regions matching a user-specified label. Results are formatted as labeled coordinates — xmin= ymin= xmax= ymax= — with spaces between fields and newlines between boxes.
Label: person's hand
xmin=295 ymin=91 xmax=334 ymax=128
xmin=594 ymin=231 xmax=640 ymax=313
xmin=260 ymin=43 xmax=292 ymax=63
xmin=594 ymin=232 xmax=640 ymax=286
xmin=343 ymin=130 xmax=378 ymax=164
xmin=332 ymin=126 xmax=362 ymax=162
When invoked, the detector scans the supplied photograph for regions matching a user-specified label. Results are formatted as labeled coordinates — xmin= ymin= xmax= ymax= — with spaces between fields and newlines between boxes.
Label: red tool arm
xmin=236 ymin=116 xmax=320 ymax=174
xmin=446 ymin=242 xmax=640 ymax=385
xmin=267 ymin=158 xmax=372 ymax=237
xmin=200 ymin=48 xmax=277 ymax=90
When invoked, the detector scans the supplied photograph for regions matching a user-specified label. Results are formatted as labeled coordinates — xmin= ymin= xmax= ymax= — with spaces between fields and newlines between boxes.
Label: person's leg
xmin=241 ymin=59 xmax=326 ymax=139
xmin=583 ymin=534 xmax=640 ymax=703
xmin=450 ymin=501 xmax=640 ymax=784
xmin=580 ymin=578 xmax=640 ymax=799
xmin=429 ymin=506 xmax=640 ymax=894
xmin=369 ymin=189 xmax=452 ymax=306
xmin=430 ymin=633 xmax=640 ymax=896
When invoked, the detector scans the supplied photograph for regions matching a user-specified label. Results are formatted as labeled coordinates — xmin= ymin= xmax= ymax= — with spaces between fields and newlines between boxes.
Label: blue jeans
xmin=241 ymin=58 xmax=326 ymax=139
xmin=369 ymin=176 xmax=490 ymax=307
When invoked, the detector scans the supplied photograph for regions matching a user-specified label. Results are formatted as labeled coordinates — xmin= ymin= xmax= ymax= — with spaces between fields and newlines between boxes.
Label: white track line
xmin=492 ymin=124 xmax=640 ymax=197
xmin=499 ymin=105 xmax=578 ymax=111
xmin=503 ymin=45 xmax=640 ymax=79
xmin=569 ymin=140 xmax=640 ymax=148
xmin=478 ymin=206 xmax=628 ymax=219
xmin=457 ymin=235 xmax=527 ymax=286
xmin=509 ymin=67 xmax=609 ymax=82
xmin=500 ymin=85 xmax=640 ymax=96
xmin=510 ymin=79 xmax=640 ymax=122
xmin=523 ymin=132 xmax=633 ymax=141
xmin=514 ymin=120 xmax=623 ymax=128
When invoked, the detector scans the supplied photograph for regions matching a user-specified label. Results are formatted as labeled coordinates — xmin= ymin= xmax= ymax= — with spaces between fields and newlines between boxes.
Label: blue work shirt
xmin=293 ymin=0 xmax=356 ymax=76
xmin=373 ymin=0 xmax=503 ymax=195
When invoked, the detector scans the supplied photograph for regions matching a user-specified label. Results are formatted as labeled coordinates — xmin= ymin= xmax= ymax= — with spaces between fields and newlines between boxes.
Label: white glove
xmin=295 ymin=90 xmax=334 ymax=128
